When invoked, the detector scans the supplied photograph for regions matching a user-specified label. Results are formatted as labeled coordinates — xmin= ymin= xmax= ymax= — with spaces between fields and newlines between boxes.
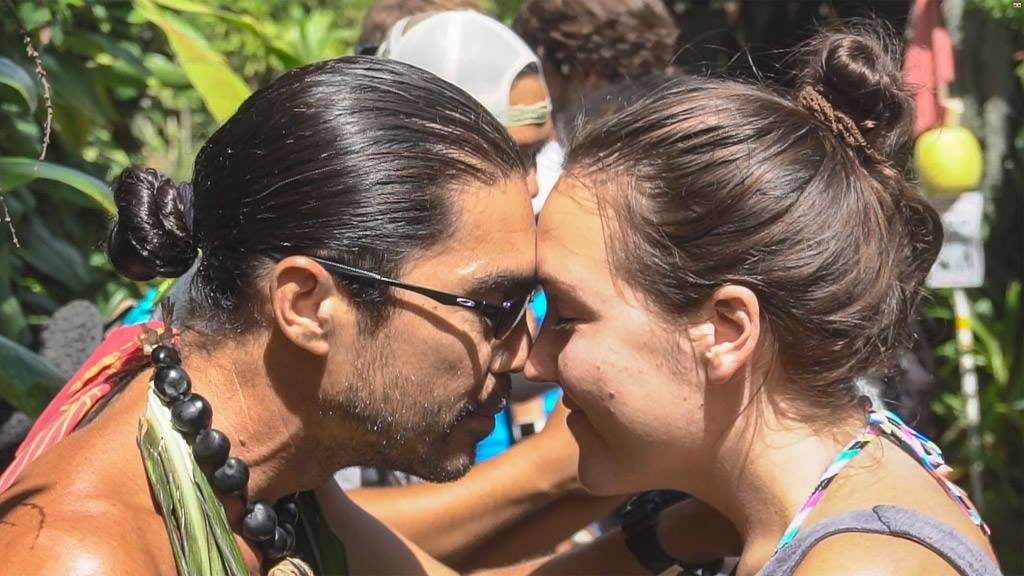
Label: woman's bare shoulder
xmin=792 ymin=531 xmax=962 ymax=576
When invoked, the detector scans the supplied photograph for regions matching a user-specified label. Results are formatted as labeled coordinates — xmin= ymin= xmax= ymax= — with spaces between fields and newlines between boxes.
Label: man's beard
xmin=316 ymin=337 xmax=479 ymax=483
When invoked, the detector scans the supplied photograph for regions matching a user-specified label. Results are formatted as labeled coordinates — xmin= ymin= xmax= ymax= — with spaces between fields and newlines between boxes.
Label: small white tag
xmin=927 ymin=191 xmax=986 ymax=289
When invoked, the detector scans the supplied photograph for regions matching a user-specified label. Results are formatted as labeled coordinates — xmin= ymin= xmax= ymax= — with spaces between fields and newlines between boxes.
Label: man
xmin=332 ymin=15 xmax=618 ymax=569
xmin=0 ymin=57 xmax=535 ymax=574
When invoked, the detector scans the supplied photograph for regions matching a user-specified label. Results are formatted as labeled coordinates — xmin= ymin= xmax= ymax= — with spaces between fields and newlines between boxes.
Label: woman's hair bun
xmin=797 ymin=22 xmax=914 ymax=159
xmin=107 ymin=166 xmax=197 ymax=281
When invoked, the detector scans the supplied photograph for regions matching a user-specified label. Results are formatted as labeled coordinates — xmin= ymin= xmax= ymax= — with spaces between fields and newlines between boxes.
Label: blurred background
xmin=0 ymin=0 xmax=1020 ymax=570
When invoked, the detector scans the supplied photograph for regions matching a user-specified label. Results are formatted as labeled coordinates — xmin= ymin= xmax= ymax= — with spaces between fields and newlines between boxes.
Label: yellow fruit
xmin=914 ymin=126 xmax=984 ymax=197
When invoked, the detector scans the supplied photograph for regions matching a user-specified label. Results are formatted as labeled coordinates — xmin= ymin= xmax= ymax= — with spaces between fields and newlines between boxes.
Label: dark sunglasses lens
xmin=494 ymin=294 xmax=532 ymax=339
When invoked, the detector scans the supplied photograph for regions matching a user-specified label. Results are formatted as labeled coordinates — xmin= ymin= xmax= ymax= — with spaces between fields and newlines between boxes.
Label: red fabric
xmin=903 ymin=0 xmax=956 ymax=135
xmin=0 ymin=322 xmax=164 ymax=494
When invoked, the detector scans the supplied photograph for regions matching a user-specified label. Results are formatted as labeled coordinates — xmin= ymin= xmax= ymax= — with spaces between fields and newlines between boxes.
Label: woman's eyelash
xmin=552 ymin=317 xmax=577 ymax=330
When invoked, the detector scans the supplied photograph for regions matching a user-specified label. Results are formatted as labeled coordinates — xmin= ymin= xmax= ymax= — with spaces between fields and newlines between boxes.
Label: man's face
xmin=327 ymin=177 xmax=536 ymax=482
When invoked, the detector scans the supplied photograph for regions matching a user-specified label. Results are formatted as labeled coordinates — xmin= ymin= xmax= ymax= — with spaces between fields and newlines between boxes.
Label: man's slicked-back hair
xmin=108 ymin=56 xmax=524 ymax=334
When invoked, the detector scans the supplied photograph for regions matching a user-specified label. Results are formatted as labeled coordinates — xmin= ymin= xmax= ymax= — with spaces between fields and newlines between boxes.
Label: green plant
xmin=928 ymin=281 xmax=1023 ymax=571
xmin=0 ymin=0 xmax=405 ymax=414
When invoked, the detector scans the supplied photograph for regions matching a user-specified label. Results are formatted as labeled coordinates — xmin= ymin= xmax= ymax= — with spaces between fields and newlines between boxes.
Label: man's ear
xmin=268 ymin=256 xmax=348 ymax=356
xmin=693 ymin=285 xmax=761 ymax=386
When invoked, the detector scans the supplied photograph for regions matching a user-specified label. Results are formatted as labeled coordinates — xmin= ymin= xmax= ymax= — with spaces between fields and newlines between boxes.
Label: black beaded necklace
xmin=150 ymin=343 xmax=299 ymax=562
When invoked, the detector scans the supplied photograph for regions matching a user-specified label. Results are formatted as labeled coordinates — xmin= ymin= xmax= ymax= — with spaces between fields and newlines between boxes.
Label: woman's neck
xmin=694 ymin=401 xmax=867 ymax=570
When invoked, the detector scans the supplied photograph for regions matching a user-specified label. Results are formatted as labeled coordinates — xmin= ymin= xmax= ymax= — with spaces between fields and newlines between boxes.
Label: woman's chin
xmin=577 ymin=450 xmax=635 ymax=496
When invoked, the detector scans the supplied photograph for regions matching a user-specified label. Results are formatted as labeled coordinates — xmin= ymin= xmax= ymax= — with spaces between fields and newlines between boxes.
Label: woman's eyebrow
xmin=540 ymin=277 xmax=594 ymax=312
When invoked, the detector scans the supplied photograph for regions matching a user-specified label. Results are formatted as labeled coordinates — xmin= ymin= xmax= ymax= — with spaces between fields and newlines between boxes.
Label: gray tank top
xmin=754 ymin=505 xmax=1002 ymax=576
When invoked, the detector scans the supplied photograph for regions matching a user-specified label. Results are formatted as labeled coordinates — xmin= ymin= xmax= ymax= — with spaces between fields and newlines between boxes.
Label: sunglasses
xmin=299 ymin=255 xmax=533 ymax=340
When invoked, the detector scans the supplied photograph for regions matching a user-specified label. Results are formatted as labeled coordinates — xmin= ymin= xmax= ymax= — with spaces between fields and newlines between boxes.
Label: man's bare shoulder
xmin=0 ymin=489 xmax=163 ymax=576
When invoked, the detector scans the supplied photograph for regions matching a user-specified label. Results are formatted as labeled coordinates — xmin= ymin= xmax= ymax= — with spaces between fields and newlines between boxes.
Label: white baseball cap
xmin=377 ymin=10 xmax=552 ymax=127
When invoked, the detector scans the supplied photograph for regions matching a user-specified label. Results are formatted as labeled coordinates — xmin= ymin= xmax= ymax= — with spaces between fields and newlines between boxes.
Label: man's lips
xmin=472 ymin=376 xmax=511 ymax=418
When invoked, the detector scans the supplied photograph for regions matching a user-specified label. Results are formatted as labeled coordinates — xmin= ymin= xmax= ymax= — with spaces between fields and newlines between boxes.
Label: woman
xmin=325 ymin=26 xmax=1003 ymax=576
xmin=526 ymin=25 xmax=1000 ymax=575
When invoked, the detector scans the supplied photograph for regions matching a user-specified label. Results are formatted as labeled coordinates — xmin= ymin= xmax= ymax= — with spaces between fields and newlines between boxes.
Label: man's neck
xmin=177 ymin=332 xmax=334 ymax=503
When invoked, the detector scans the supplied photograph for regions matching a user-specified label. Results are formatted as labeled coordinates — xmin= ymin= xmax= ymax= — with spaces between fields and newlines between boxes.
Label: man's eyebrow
xmin=470 ymin=271 xmax=537 ymax=296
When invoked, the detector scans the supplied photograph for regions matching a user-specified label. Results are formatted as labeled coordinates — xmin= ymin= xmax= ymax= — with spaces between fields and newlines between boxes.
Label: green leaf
xmin=195 ymin=459 xmax=249 ymax=576
xmin=0 ymin=57 xmax=38 ymax=112
xmin=972 ymin=309 xmax=1009 ymax=385
xmin=0 ymin=333 xmax=63 ymax=416
xmin=143 ymin=52 xmax=191 ymax=88
xmin=0 ymin=157 xmax=115 ymax=215
xmin=19 ymin=215 xmax=92 ymax=291
xmin=0 ymin=243 xmax=29 ymax=344
xmin=152 ymin=0 xmax=305 ymax=67
xmin=139 ymin=416 xmax=190 ymax=573
xmin=140 ymin=387 xmax=251 ymax=575
xmin=134 ymin=0 xmax=251 ymax=123
xmin=297 ymin=492 xmax=349 ymax=576
xmin=42 ymin=53 xmax=119 ymax=147
xmin=60 ymin=31 xmax=149 ymax=77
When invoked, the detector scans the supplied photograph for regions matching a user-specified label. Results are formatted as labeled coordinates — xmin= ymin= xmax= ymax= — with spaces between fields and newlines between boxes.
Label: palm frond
xmin=138 ymin=386 xmax=252 ymax=576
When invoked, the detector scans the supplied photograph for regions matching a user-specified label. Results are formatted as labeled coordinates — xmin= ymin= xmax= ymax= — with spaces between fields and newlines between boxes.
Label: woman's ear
xmin=267 ymin=256 xmax=348 ymax=356
xmin=698 ymin=285 xmax=761 ymax=385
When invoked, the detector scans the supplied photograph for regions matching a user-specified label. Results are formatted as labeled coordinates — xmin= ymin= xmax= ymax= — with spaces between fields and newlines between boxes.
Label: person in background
xmin=377 ymin=10 xmax=556 ymax=201
xmin=355 ymin=0 xmax=482 ymax=55
xmin=513 ymin=0 xmax=679 ymax=132
xmin=513 ymin=0 xmax=680 ymax=211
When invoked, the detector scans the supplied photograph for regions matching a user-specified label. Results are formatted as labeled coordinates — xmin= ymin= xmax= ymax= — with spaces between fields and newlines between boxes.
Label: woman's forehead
xmin=537 ymin=179 xmax=607 ymax=283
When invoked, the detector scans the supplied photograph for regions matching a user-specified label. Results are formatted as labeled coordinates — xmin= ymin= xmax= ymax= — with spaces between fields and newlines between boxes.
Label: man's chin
xmin=416 ymin=451 xmax=475 ymax=483
xmin=370 ymin=414 xmax=494 ymax=483
xmin=410 ymin=422 xmax=490 ymax=482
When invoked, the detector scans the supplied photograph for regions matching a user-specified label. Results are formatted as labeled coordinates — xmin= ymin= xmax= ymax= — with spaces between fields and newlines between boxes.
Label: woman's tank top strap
xmin=756 ymin=505 xmax=1003 ymax=576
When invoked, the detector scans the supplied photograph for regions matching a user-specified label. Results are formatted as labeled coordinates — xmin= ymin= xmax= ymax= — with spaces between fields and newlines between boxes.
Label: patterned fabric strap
xmin=0 ymin=322 xmax=162 ymax=495
xmin=774 ymin=409 xmax=990 ymax=554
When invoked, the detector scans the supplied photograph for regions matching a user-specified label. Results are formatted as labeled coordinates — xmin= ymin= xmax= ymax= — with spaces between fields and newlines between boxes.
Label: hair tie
xmin=795 ymin=85 xmax=885 ymax=164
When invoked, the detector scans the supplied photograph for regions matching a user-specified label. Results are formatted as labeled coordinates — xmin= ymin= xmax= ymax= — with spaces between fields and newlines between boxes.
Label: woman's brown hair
xmin=565 ymin=23 xmax=942 ymax=410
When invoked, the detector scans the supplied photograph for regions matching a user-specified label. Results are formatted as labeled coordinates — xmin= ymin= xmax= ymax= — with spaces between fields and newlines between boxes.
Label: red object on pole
xmin=903 ymin=0 xmax=957 ymax=135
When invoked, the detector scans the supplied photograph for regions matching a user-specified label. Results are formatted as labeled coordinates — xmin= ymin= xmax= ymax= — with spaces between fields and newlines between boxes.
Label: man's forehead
xmin=409 ymin=178 xmax=537 ymax=289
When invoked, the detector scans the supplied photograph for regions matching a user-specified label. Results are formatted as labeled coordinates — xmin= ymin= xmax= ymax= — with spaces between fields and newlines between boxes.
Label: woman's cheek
xmin=556 ymin=337 xmax=600 ymax=399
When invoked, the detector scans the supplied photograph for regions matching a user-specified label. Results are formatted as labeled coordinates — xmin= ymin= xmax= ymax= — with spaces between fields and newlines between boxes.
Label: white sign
xmin=927 ymin=191 xmax=985 ymax=289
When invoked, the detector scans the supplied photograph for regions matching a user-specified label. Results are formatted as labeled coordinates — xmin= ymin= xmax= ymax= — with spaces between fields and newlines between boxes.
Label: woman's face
xmin=525 ymin=175 xmax=712 ymax=495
